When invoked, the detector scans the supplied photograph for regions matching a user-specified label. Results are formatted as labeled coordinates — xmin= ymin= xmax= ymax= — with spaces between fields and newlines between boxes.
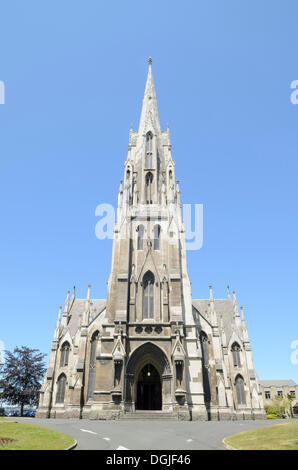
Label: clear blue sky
xmin=0 ymin=1 xmax=297 ymax=383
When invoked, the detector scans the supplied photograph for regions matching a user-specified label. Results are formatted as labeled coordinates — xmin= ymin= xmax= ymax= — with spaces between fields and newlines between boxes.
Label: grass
xmin=0 ymin=421 xmax=75 ymax=450
xmin=224 ymin=420 xmax=298 ymax=450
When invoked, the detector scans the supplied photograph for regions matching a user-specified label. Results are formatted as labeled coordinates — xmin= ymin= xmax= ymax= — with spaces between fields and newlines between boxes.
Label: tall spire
xmin=138 ymin=57 xmax=161 ymax=134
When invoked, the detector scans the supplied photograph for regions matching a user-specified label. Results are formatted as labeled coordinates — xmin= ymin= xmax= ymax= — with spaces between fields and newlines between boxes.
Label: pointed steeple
xmin=227 ymin=284 xmax=231 ymax=299
xmin=209 ymin=284 xmax=214 ymax=301
xmin=138 ymin=58 xmax=161 ymax=134
xmin=232 ymin=290 xmax=242 ymax=331
xmin=232 ymin=290 xmax=239 ymax=315
xmin=64 ymin=290 xmax=70 ymax=312
xmin=86 ymin=283 xmax=91 ymax=301
xmin=82 ymin=284 xmax=91 ymax=327
xmin=70 ymin=285 xmax=76 ymax=305
xmin=61 ymin=290 xmax=70 ymax=327
xmin=208 ymin=284 xmax=218 ymax=326
xmin=54 ymin=306 xmax=62 ymax=341
xmin=241 ymin=305 xmax=249 ymax=342
xmin=166 ymin=122 xmax=171 ymax=147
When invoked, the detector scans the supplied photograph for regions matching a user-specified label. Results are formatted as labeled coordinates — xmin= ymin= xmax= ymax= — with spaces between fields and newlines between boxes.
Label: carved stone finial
xmin=87 ymin=284 xmax=91 ymax=300
xmin=227 ymin=284 xmax=231 ymax=298
xmin=209 ymin=284 xmax=213 ymax=300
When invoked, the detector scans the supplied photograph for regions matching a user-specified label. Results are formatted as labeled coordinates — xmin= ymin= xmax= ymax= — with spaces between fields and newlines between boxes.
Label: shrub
xmin=266 ymin=414 xmax=278 ymax=419
xmin=264 ymin=404 xmax=278 ymax=415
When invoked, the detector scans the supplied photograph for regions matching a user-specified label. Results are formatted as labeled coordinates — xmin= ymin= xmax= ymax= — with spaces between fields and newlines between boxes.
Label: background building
xmin=259 ymin=379 xmax=298 ymax=415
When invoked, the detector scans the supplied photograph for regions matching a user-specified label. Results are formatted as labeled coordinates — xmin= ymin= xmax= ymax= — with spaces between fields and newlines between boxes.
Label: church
xmin=37 ymin=59 xmax=265 ymax=421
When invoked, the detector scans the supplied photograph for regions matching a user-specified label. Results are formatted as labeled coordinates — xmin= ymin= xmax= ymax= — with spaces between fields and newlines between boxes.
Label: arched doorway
xmin=125 ymin=342 xmax=172 ymax=412
xmin=136 ymin=364 xmax=162 ymax=410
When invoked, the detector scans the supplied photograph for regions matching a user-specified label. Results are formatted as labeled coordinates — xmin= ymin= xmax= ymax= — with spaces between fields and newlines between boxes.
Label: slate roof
xmin=64 ymin=296 xmax=241 ymax=343
xmin=66 ymin=298 xmax=106 ymax=338
xmin=192 ymin=298 xmax=240 ymax=343
xmin=259 ymin=380 xmax=297 ymax=388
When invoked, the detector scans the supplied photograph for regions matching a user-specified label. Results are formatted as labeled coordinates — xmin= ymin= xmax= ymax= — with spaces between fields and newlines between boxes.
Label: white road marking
xmin=103 ymin=437 xmax=111 ymax=441
xmin=117 ymin=445 xmax=130 ymax=450
xmin=186 ymin=439 xmax=193 ymax=442
xmin=80 ymin=429 xmax=98 ymax=435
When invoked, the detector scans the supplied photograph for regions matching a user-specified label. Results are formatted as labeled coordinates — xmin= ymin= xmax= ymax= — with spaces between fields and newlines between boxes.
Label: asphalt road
xmin=12 ymin=417 xmax=290 ymax=450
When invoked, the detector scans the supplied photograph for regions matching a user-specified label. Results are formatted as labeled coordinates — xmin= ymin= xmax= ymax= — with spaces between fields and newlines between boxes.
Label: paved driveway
xmin=12 ymin=417 xmax=290 ymax=450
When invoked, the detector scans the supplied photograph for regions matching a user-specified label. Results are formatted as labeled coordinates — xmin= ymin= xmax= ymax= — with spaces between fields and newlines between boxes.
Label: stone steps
xmin=122 ymin=411 xmax=177 ymax=420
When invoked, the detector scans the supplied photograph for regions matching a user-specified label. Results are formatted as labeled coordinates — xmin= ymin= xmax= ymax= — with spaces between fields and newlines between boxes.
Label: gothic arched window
xmin=146 ymin=133 xmax=153 ymax=168
xmin=126 ymin=168 xmax=130 ymax=184
xmin=137 ymin=225 xmax=144 ymax=250
xmin=87 ymin=331 xmax=99 ymax=400
xmin=200 ymin=332 xmax=209 ymax=366
xmin=145 ymin=172 xmax=153 ymax=204
xmin=60 ymin=342 xmax=70 ymax=367
xmin=231 ymin=342 xmax=241 ymax=367
xmin=200 ymin=331 xmax=211 ymax=404
xmin=143 ymin=271 xmax=154 ymax=319
xmin=56 ymin=374 xmax=66 ymax=404
xmin=235 ymin=375 xmax=246 ymax=405
xmin=153 ymin=225 xmax=161 ymax=250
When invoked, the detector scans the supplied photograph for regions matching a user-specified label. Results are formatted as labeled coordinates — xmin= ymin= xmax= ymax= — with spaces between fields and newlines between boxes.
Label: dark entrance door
xmin=136 ymin=364 xmax=162 ymax=410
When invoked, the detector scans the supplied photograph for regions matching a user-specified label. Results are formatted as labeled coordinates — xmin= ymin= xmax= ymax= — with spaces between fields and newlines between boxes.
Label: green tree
xmin=0 ymin=346 xmax=46 ymax=416
xmin=286 ymin=393 xmax=296 ymax=418
xmin=271 ymin=394 xmax=286 ymax=418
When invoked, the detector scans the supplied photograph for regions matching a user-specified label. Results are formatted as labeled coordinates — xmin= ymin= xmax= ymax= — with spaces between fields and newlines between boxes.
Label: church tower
xmin=37 ymin=59 xmax=265 ymax=421
xmin=101 ymin=57 xmax=206 ymax=419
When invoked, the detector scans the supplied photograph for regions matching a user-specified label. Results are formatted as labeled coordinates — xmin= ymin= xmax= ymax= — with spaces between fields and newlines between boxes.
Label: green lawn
xmin=224 ymin=421 xmax=298 ymax=450
xmin=0 ymin=421 xmax=75 ymax=450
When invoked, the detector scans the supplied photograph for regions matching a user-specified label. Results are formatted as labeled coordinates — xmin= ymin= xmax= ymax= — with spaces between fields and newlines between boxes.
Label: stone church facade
xmin=37 ymin=59 xmax=265 ymax=421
